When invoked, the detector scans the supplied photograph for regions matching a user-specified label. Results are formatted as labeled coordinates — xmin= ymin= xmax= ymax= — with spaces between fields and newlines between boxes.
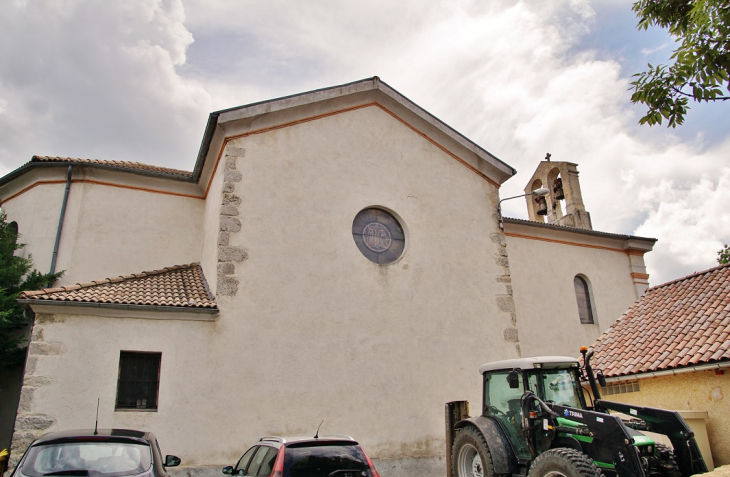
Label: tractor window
xmin=484 ymin=371 xmax=523 ymax=416
xmin=528 ymin=369 xmax=584 ymax=408
xmin=484 ymin=372 xmax=530 ymax=458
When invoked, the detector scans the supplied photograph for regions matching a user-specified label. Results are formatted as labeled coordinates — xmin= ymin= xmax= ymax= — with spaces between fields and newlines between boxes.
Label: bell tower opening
xmin=523 ymin=155 xmax=592 ymax=230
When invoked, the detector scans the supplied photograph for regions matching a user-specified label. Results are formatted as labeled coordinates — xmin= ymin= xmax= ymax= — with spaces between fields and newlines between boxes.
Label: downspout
xmin=50 ymin=165 xmax=73 ymax=275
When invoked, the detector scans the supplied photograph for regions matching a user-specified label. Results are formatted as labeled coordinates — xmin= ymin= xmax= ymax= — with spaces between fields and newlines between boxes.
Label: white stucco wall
xmin=15 ymin=104 xmax=519 ymax=477
xmin=199 ymin=153 xmax=226 ymax=296
xmin=1 ymin=180 xmax=67 ymax=274
xmin=1 ymin=168 xmax=205 ymax=285
xmin=506 ymin=232 xmax=641 ymax=357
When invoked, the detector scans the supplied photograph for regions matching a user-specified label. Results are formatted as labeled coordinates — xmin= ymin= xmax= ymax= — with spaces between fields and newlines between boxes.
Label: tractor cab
xmin=480 ymin=357 xmax=586 ymax=459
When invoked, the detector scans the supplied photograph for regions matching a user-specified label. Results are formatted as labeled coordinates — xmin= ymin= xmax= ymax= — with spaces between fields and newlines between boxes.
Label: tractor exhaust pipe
xmin=581 ymin=347 xmax=604 ymax=410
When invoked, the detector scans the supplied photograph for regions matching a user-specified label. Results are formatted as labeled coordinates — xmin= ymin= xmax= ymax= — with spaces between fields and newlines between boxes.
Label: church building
xmin=0 ymin=78 xmax=654 ymax=477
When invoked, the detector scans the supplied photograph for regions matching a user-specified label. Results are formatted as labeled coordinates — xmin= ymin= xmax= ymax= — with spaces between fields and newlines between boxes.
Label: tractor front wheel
xmin=452 ymin=426 xmax=496 ymax=477
xmin=654 ymin=444 xmax=681 ymax=477
xmin=527 ymin=448 xmax=601 ymax=477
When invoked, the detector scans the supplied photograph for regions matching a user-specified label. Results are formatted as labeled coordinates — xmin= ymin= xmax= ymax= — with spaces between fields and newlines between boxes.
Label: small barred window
xmin=601 ymin=380 xmax=640 ymax=396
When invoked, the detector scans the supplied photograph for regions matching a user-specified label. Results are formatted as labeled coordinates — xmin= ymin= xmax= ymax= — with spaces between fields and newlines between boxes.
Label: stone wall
xmin=8 ymin=315 xmax=58 ymax=469
xmin=216 ymin=148 xmax=248 ymax=297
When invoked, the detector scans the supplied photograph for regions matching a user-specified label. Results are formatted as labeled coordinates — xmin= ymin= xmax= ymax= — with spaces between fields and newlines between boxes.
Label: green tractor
xmin=445 ymin=349 xmax=707 ymax=477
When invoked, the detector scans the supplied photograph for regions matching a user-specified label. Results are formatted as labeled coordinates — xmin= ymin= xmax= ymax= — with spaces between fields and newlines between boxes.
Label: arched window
xmin=574 ymin=275 xmax=594 ymax=324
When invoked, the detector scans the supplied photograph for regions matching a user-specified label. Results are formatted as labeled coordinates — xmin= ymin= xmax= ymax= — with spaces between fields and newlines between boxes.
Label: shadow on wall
xmin=0 ymin=364 xmax=24 ymax=450
xmin=0 ymin=364 xmax=25 ymax=476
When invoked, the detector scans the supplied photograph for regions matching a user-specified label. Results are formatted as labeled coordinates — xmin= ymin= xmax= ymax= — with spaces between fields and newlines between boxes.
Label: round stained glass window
xmin=352 ymin=208 xmax=405 ymax=264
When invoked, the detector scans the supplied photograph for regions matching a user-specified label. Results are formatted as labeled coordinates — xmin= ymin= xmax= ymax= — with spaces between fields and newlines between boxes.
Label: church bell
xmin=553 ymin=178 xmax=565 ymax=200
xmin=534 ymin=195 xmax=548 ymax=215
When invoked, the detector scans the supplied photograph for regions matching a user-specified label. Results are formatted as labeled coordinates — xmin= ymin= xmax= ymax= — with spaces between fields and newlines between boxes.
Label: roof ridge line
xmin=30 ymin=156 xmax=194 ymax=177
xmin=645 ymin=261 xmax=730 ymax=293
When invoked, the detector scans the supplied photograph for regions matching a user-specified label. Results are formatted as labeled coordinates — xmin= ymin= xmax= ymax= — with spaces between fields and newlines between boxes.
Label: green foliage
xmin=631 ymin=0 xmax=730 ymax=127
xmin=0 ymin=212 xmax=62 ymax=369
xmin=719 ymin=244 xmax=730 ymax=264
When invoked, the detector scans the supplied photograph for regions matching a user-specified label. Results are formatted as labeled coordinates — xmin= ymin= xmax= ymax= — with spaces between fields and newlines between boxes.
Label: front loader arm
xmin=598 ymin=400 xmax=708 ymax=477
xmin=520 ymin=392 xmax=647 ymax=477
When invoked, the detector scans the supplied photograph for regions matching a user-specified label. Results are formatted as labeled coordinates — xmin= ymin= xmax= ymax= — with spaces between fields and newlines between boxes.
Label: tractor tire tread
xmin=527 ymin=448 xmax=601 ymax=477
xmin=452 ymin=426 xmax=504 ymax=477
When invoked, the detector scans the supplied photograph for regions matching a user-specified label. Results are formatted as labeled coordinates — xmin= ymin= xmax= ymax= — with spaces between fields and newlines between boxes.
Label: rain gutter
xmin=50 ymin=166 xmax=72 ymax=275
xmin=16 ymin=299 xmax=219 ymax=314
xmin=602 ymin=361 xmax=730 ymax=383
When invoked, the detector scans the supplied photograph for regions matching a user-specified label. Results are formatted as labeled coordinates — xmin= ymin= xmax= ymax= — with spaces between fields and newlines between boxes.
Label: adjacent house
xmin=589 ymin=262 xmax=730 ymax=467
xmin=0 ymin=77 xmax=655 ymax=477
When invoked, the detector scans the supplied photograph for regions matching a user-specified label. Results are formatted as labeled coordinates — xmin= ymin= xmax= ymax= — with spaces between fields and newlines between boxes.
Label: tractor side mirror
xmin=508 ymin=369 xmax=520 ymax=389
xmin=596 ymin=370 xmax=607 ymax=388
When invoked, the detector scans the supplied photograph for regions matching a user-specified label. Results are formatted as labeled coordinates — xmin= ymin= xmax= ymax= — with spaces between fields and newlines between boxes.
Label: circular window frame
xmin=352 ymin=207 xmax=407 ymax=265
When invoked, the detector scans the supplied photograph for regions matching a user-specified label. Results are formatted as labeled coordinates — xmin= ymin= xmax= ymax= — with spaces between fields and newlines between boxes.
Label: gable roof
xmin=195 ymin=77 xmax=516 ymax=184
xmin=18 ymin=263 xmax=217 ymax=311
xmin=590 ymin=263 xmax=730 ymax=377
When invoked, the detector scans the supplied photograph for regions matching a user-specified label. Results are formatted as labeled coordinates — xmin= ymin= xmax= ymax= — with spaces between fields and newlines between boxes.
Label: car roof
xmin=31 ymin=429 xmax=152 ymax=445
xmin=479 ymin=356 xmax=580 ymax=374
xmin=258 ymin=435 xmax=357 ymax=446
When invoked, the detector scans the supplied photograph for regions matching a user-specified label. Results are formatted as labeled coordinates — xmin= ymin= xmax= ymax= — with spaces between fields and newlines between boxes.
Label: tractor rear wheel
xmin=452 ymin=426 xmax=496 ymax=477
xmin=527 ymin=448 xmax=601 ymax=477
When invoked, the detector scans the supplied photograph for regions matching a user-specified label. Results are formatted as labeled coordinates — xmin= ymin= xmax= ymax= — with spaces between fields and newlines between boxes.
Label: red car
xmin=222 ymin=435 xmax=380 ymax=477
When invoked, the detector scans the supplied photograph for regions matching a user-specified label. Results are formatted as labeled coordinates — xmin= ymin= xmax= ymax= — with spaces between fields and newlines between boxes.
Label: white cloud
xmin=0 ymin=0 xmax=727 ymax=285
xmin=0 ymin=0 xmax=210 ymax=168
xmin=635 ymin=168 xmax=730 ymax=281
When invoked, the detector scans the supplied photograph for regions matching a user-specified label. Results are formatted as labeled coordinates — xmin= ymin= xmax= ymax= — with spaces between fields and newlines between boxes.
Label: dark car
xmin=222 ymin=435 xmax=380 ymax=477
xmin=10 ymin=429 xmax=181 ymax=477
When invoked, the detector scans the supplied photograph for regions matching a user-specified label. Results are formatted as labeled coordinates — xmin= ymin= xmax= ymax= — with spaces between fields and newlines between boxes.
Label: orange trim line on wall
xmin=2 ymin=101 xmax=502 ymax=204
xmin=1 ymin=179 xmax=204 ymax=204
xmin=1 ymin=180 xmax=68 ymax=204
xmin=504 ymin=232 xmax=634 ymax=255
xmin=631 ymin=272 xmax=650 ymax=280
xmin=202 ymin=102 xmax=501 ymax=198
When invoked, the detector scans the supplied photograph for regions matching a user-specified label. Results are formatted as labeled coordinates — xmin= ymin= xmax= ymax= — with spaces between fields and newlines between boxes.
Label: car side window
xmin=245 ymin=447 xmax=271 ymax=476
xmin=234 ymin=447 xmax=257 ymax=475
xmin=253 ymin=448 xmax=277 ymax=477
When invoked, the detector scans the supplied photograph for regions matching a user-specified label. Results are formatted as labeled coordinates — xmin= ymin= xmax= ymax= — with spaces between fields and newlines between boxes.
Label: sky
xmin=0 ymin=0 xmax=728 ymax=286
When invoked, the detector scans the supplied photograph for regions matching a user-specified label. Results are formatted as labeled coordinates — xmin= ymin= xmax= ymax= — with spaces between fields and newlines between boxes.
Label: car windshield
xmin=20 ymin=442 xmax=152 ymax=477
xmin=284 ymin=443 xmax=372 ymax=477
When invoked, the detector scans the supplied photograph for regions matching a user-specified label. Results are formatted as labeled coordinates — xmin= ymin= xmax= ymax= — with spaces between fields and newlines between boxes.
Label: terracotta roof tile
xmin=590 ymin=263 xmax=730 ymax=377
xmin=19 ymin=263 xmax=216 ymax=309
xmin=31 ymin=156 xmax=193 ymax=178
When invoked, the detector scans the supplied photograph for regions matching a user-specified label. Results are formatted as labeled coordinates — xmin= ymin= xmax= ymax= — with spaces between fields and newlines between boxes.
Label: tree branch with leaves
xmin=631 ymin=0 xmax=730 ymax=127
xmin=0 ymin=212 xmax=62 ymax=369
xmin=719 ymin=243 xmax=730 ymax=264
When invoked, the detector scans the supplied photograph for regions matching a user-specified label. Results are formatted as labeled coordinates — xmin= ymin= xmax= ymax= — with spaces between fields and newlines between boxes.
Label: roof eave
xmin=503 ymin=217 xmax=658 ymax=245
xmin=601 ymin=360 xmax=730 ymax=382
xmin=18 ymin=299 xmax=218 ymax=315
xmin=0 ymin=160 xmax=195 ymax=191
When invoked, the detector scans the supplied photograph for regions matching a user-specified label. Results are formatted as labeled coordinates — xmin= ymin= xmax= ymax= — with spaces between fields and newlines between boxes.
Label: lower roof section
xmin=18 ymin=263 xmax=218 ymax=316
xmin=503 ymin=217 xmax=656 ymax=254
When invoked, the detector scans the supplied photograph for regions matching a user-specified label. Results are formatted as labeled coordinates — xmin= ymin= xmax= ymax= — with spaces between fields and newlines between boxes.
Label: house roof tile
xmin=30 ymin=156 xmax=193 ymax=178
xmin=19 ymin=263 xmax=216 ymax=309
xmin=590 ymin=262 xmax=730 ymax=377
